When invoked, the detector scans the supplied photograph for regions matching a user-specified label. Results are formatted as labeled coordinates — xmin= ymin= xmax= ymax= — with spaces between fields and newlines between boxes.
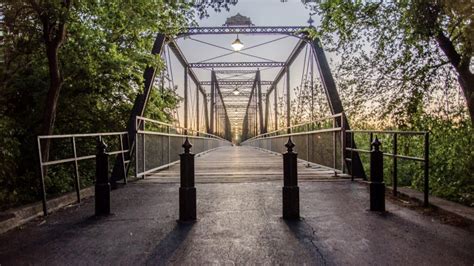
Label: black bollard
xmin=95 ymin=140 xmax=111 ymax=216
xmin=370 ymin=137 xmax=385 ymax=212
xmin=179 ymin=137 xmax=196 ymax=222
xmin=283 ymin=138 xmax=300 ymax=219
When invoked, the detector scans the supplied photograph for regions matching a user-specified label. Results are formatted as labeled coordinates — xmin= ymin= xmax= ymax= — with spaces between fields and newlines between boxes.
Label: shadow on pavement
xmin=145 ymin=222 xmax=194 ymax=265
xmin=284 ymin=218 xmax=330 ymax=265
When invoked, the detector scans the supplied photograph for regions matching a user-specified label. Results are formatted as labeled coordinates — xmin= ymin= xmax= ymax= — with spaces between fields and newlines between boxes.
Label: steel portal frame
xmin=178 ymin=26 xmax=309 ymax=37
xmin=113 ymin=25 xmax=366 ymax=184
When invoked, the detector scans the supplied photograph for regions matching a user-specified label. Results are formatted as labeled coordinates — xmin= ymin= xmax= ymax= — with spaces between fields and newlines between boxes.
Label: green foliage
xmin=306 ymin=0 xmax=472 ymax=122
xmin=421 ymin=115 xmax=474 ymax=205
xmin=351 ymin=113 xmax=473 ymax=206
xmin=301 ymin=0 xmax=473 ymax=205
xmin=0 ymin=0 xmax=194 ymax=210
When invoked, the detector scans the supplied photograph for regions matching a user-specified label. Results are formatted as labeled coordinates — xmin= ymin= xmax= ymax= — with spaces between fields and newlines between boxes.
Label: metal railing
xmin=135 ymin=116 xmax=231 ymax=178
xmin=346 ymin=130 xmax=430 ymax=205
xmin=37 ymin=132 xmax=129 ymax=215
xmin=241 ymin=113 xmax=345 ymax=173
xmin=241 ymin=114 xmax=430 ymax=205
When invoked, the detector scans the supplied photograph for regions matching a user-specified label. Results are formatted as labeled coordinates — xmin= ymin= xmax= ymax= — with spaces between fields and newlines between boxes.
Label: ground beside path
xmin=0 ymin=146 xmax=472 ymax=265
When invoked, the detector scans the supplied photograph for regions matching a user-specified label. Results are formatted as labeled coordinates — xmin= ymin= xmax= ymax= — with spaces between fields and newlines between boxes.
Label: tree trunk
xmin=40 ymin=44 xmax=63 ymax=162
xmin=435 ymin=31 xmax=474 ymax=125
xmin=456 ymin=70 xmax=474 ymax=125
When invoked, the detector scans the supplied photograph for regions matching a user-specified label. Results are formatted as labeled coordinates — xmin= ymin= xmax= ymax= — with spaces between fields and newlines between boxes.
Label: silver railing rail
xmin=346 ymin=130 xmax=429 ymax=205
xmin=37 ymin=132 xmax=129 ymax=215
xmin=241 ymin=113 xmax=345 ymax=174
xmin=135 ymin=116 xmax=231 ymax=178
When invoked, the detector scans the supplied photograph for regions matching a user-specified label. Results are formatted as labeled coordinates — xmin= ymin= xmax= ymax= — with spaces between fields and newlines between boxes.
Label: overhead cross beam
xmin=200 ymin=80 xmax=273 ymax=86
xmin=189 ymin=62 xmax=285 ymax=68
xmin=215 ymin=70 xmax=257 ymax=74
xmin=211 ymin=92 xmax=266 ymax=98
xmin=177 ymin=26 xmax=309 ymax=37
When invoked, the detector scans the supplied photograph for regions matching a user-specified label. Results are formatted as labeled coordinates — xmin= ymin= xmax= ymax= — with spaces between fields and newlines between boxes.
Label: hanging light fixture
xmin=231 ymin=34 xmax=244 ymax=51
xmin=232 ymin=88 xmax=240 ymax=95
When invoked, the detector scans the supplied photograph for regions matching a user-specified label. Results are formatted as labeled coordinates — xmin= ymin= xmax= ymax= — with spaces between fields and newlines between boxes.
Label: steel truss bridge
xmin=100 ymin=25 xmax=368 ymax=185
xmin=34 ymin=24 xmax=432 ymax=220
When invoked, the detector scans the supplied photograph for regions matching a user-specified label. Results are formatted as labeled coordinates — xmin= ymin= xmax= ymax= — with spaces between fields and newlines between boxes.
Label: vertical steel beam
xmin=286 ymin=66 xmax=291 ymax=133
xmin=214 ymin=79 xmax=232 ymax=141
xmin=310 ymin=38 xmax=366 ymax=179
xmin=243 ymin=74 xmax=258 ymax=140
xmin=274 ymin=84 xmax=278 ymax=131
xmin=264 ymin=90 xmax=270 ymax=133
xmin=310 ymin=49 xmax=314 ymax=121
xmin=210 ymin=70 xmax=215 ymax=134
xmin=203 ymin=90 xmax=210 ymax=133
xmin=255 ymin=94 xmax=258 ymax=137
xmin=111 ymin=33 xmax=166 ymax=185
xmin=196 ymin=82 xmax=199 ymax=132
xmin=257 ymin=70 xmax=265 ymax=134
xmin=184 ymin=66 xmax=188 ymax=130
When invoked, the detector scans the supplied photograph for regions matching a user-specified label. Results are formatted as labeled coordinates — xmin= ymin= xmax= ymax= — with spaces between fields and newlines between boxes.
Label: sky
xmin=165 ymin=0 xmax=331 ymax=134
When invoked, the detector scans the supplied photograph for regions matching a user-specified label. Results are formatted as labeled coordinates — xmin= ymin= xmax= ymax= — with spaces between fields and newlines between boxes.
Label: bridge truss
xmin=111 ymin=25 xmax=367 ymax=183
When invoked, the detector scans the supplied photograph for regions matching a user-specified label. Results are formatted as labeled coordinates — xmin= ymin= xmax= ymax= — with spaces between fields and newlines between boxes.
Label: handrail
xmin=242 ymin=116 xmax=430 ymax=206
xmin=37 ymin=131 xmax=130 ymax=216
xmin=136 ymin=116 xmax=229 ymax=142
xmin=241 ymin=114 xmax=345 ymax=176
xmin=345 ymin=130 xmax=430 ymax=206
xmin=243 ymin=127 xmax=342 ymax=141
xmin=135 ymin=116 xmax=231 ymax=179
xmin=347 ymin=129 xmax=427 ymax=135
xmin=243 ymin=113 xmax=343 ymax=143
xmin=38 ymin=131 xmax=128 ymax=139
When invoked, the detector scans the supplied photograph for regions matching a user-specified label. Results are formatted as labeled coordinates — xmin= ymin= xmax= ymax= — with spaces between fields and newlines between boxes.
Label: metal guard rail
xmin=135 ymin=116 xmax=231 ymax=178
xmin=37 ymin=131 xmax=129 ymax=215
xmin=242 ymin=113 xmax=345 ymax=175
xmin=244 ymin=113 xmax=343 ymax=141
xmin=346 ymin=130 xmax=429 ymax=206
xmin=242 ymin=115 xmax=430 ymax=206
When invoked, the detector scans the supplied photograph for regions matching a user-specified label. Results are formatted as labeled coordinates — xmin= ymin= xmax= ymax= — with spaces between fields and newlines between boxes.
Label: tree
xmin=29 ymin=0 xmax=72 ymax=162
xmin=306 ymin=0 xmax=473 ymax=125
xmin=0 ymin=0 xmax=194 ymax=208
xmin=2 ymin=0 xmax=195 ymax=162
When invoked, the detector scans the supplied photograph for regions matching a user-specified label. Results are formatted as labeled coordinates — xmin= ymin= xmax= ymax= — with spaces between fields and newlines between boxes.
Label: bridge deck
xmin=0 ymin=146 xmax=472 ymax=264
xmin=145 ymin=146 xmax=347 ymax=183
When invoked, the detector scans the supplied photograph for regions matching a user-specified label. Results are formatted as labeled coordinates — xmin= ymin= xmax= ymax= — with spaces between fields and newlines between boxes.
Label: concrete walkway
xmin=0 ymin=146 xmax=472 ymax=265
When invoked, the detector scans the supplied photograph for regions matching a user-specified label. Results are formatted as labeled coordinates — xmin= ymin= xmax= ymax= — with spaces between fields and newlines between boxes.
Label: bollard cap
xmin=285 ymin=137 xmax=295 ymax=152
xmin=371 ymin=137 xmax=381 ymax=151
xmin=97 ymin=140 xmax=107 ymax=154
xmin=182 ymin=137 xmax=192 ymax=153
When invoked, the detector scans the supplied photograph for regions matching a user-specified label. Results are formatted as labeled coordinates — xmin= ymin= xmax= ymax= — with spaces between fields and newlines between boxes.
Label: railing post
xmin=332 ymin=116 xmax=337 ymax=176
xmin=392 ymin=133 xmax=398 ymax=196
xmin=71 ymin=137 xmax=81 ymax=203
xmin=370 ymin=137 xmax=385 ymax=212
xmin=341 ymin=114 xmax=345 ymax=174
xmin=142 ymin=121 xmax=146 ymax=178
xmin=179 ymin=137 xmax=196 ymax=222
xmin=350 ymin=132 xmax=354 ymax=181
xmin=283 ymin=137 xmax=299 ymax=219
xmin=135 ymin=117 xmax=139 ymax=179
xmin=424 ymin=132 xmax=430 ymax=207
xmin=37 ymin=137 xmax=48 ymax=216
xmin=95 ymin=140 xmax=111 ymax=216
